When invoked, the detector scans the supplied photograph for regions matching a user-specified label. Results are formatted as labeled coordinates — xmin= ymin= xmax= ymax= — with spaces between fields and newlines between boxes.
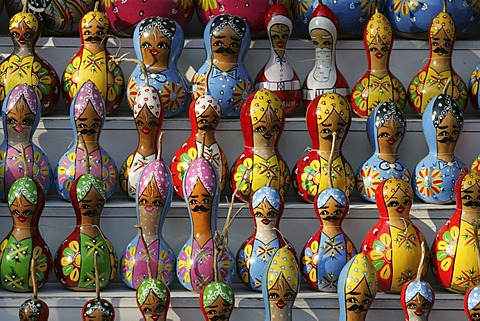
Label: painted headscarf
xmin=429 ymin=9 xmax=455 ymax=40
xmin=204 ymin=14 xmax=251 ymax=66
xmin=466 ymin=286 xmax=480 ymax=311
xmin=19 ymin=299 xmax=48 ymax=321
xmin=421 ymin=94 xmax=463 ymax=153
xmin=375 ymin=176 xmax=413 ymax=217
xmin=455 ymin=171 xmax=480 ymax=210
xmin=338 ymin=253 xmax=378 ymax=321
xmin=251 ymin=185 xmax=281 ymax=210
xmin=240 ymin=89 xmax=284 ymax=148
xmin=133 ymin=17 xmax=184 ymax=70
xmin=80 ymin=10 xmax=110 ymax=39
xmin=364 ymin=12 xmax=392 ymax=49
xmin=262 ymin=246 xmax=299 ymax=320
xmin=9 ymin=11 xmax=39 ymax=34
xmin=266 ymin=4 xmax=293 ymax=37
xmin=133 ymin=86 xmax=163 ymax=119
xmin=201 ymin=281 xmax=234 ymax=307
xmin=82 ymin=299 xmax=115 ymax=318
xmin=74 ymin=174 xmax=106 ymax=201
xmin=306 ymin=93 xmax=351 ymax=148
xmin=367 ymin=101 xmax=406 ymax=153
xmin=183 ymin=157 xmax=218 ymax=198
xmin=316 ymin=187 xmax=348 ymax=209
xmin=194 ymin=95 xmax=222 ymax=118
xmin=308 ymin=4 xmax=338 ymax=44
xmin=403 ymin=281 xmax=434 ymax=303
xmin=136 ymin=278 xmax=169 ymax=305
xmin=72 ymin=81 xmax=105 ymax=124
xmin=8 ymin=176 xmax=38 ymax=206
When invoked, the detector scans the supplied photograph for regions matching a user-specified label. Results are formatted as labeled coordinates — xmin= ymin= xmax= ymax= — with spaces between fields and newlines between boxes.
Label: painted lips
xmin=396 ymin=206 xmax=405 ymax=213
xmin=276 ymin=300 xmax=285 ymax=309
xmin=277 ymin=41 xmax=285 ymax=48
xmin=414 ymin=309 xmax=424 ymax=316
xmin=375 ymin=52 xmax=383 ymax=59
xmin=141 ymin=127 xmax=150 ymax=135
xmin=18 ymin=215 xmax=27 ymax=223
xmin=14 ymin=125 xmax=24 ymax=133
xmin=263 ymin=133 xmax=272 ymax=140
xmin=387 ymin=138 xmax=396 ymax=145
xmin=261 ymin=218 xmax=271 ymax=225
xmin=150 ymin=49 xmax=159 ymax=56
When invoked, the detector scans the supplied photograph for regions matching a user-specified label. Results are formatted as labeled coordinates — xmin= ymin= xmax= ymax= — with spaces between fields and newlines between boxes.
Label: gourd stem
xmin=30 ymin=257 xmax=38 ymax=299
xmin=156 ymin=132 xmax=164 ymax=161
xmin=327 ymin=132 xmax=337 ymax=189
xmin=94 ymin=251 xmax=100 ymax=300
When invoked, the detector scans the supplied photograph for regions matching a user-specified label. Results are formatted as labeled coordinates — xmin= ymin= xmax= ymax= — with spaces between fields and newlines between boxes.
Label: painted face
xmin=252 ymin=108 xmax=281 ymax=147
xmin=317 ymin=196 xmax=345 ymax=226
xmin=368 ymin=34 xmax=389 ymax=66
xmin=76 ymin=102 xmax=102 ymax=143
xmin=318 ymin=109 xmax=346 ymax=148
xmin=405 ymin=293 xmax=432 ymax=320
xmin=135 ymin=105 xmax=159 ymax=137
xmin=78 ymin=186 xmax=104 ymax=222
xmin=83 ymin=308 xmax=114 ymax=321
xmin=269 ymin=24 xmax=290 ymax=57
xmin=211 ymin=25 xmax=241 ymax=66
xmin=6 ymin=95 xmax=35 ymax=137
xmin=436 ymin=112 xmax=460 ymax=155
xmin=377 ymin=117 xmax=404 ymax=154
xmin=10 ymin=21 xmax=36 ymax=48
xmin=10 ymin=194 xmax=36 ymax=227
xmin=138 ymin=179 xmax=164 ymax=226
xmin=431 ymin=28 xmax=452 ymax=58
xmin=188 ymin=179 xmax=213 ymax=216
xmin=196 ymin=106 xmax=220 ymax=132
xmin=140 ymin=290 xmax=167 ymax=321
xmin=204 ymin=296 xmax=233 ymax=321
xmin=345 ymin=277 xmax=374 ymax=321
xmin=268 ymin=273 xmax=296 ymax=318
xmin=253 ymin=198 xmax=278 ymax=229
xmin=310 ymin=28 xmax=333 ymax=50
xmin=385 ymin=187 xmax=412 ymax=219
xmin=470 ymin=302 xmax=480 ymax=321
xmin=82 ymin=19 xmax=107 ymax=45
xmin=140 ymin=27 xmax=171 ymax=72
xmin=461 ymin=183 xmax=480 ymax=210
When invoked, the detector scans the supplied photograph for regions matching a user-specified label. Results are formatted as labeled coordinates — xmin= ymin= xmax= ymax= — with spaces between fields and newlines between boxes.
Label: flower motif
xmin=127 ymin=77 xmax=137 ymax=109
xmin=301 ymin=159 xmax=321 ymax=196
xmin=191 ymin=73 xmax=207 ymax=100
xmin=293 ymin=0 xmax=313 ymax=21
xmin=237 ymin=244 xmax=252 ymax=284
xmin=416 ymin=167 xmax=442 ymax=198
xmin=392 ymin=0 xmax=423 ymax=18
xmin=107 ymin=61 xmax=124 ymax=103
xmin=176 ymin=147 xmax=197 ymax=181
xmin=121 ymin=245 xmax=136 ymax=282
xmin=369 ymin=233 xmax=392 ymax=280
xmin=197 ymin=0 xmax=218 ymax=11
xmin=233 ymin=158 xmax=253 ymax=196
xmin=232 ymin=79 xmax=252 ymax=111
xmin=61 ymin=240 xmax=81 ymax=282
xmin=63 ymin=56 xmax=81 ymax=96
xmin=436 ymin=226 xmax=459 ymax=272
xmin=178 ymin=245 xmax=192 ymax=284
xmin=158 ymin=249 xmax=174 ymax=283
xmin=30 ymin=246 xmax=48 ymax=286
xmin=161 ymin=81 xmax=186 ymax=113
xmin=357 ymin=167 xmax=381 ymax=199
xmin=302 ymin=240 xmax=319 ymax=283
xmin=408 ymin=71 xmax=426 ymax=112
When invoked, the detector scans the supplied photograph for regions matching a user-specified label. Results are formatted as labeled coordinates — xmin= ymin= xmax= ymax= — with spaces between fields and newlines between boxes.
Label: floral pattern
xmin=191 ymin=73 xmax=207 ymax=100
xmin=435 ymin=226 xmax=459 ymax=272
xmin=369 ymin=233 xmax=393 ymax=281
xmin=160 ymin=81 xmax=186 ymax=113
xmin=416 ymin=167 xmax=442 ymax=198
xmin=60 ymin=240 xmax=81 ymax=283
xmin=356 ymin=167 xmax=381 ymax=199
xmin=232 ymin=157 xmax=253 ymax=196
xmin=232 ymin=79 xmax=253 ymax=111
xmin=177 ymin=245 xmax=192 ymax=284
xmin=302 ymin=240 xmax=319 ymax=284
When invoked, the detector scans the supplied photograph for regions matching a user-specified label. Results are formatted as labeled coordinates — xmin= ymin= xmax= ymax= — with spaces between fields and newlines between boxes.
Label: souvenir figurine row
xmin=3 ymin=0 xmax=480 ymax=121
xmin=2 ymin=0 xmax=480 ymax=40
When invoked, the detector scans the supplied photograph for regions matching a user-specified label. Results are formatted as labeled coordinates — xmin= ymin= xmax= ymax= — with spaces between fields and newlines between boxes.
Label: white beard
xmin=312 ymin=48 xmax=336 ymax=85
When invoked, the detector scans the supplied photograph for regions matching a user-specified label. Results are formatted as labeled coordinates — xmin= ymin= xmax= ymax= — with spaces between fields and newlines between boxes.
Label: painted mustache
xmin=322 ymin=216 xmax=340 ymax=222
xmin=192 ymin=205 xmax=209 ymax=212
xmin=209 ymin=315 xmax=228 ymax=321
xmin=438 ymin=136 xmax=456 ymax=144
xmin=85 ymin=35 xmax=103 ymax=42
xmin=214 ymin=47 xmax=236 ymax=55
xmin=347 ymin=304 xmax=365 ymax=313
xmin=80 ymin=128 xmax=96 ymax=135
xmin=464 ymin=200 xmax=480 ymax=207
xmin=82 ymin=210 xmax=98 ymax=217
xmin=199 ymin=124 xmax=215 ymax=131
xmin=433 ymin=47 xmax=449 ymax=54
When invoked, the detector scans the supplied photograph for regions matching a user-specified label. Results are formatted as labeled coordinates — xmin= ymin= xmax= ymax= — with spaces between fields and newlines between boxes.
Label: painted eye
xmin=136 ymin=120 xmax=144 ymax=126
xmin=189 ymin=199 xmax=198 ymax=205
xmin=254 ymin=126 xmax=266 ymax=132
xmin=158 ymin=42 xmax=170 ymax=49
xmin=213 ymin=41 xmax=224 ymax=47
xmin=141 ymin=42 xmax=152 ymax=49
xmin=7 ymin=117 xmax=17 ymax=124
xmin=322 ymin=41 xmax=332 ymax=46
xmin=346 ymin=297 xmax=358 ymax=303
xmin=254 ymin=211 xmax=263 ymax=217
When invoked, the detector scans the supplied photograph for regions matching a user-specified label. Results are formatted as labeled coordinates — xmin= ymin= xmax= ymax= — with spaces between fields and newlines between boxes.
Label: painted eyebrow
xmin=213 ymin=35 xmax=225 ymax=39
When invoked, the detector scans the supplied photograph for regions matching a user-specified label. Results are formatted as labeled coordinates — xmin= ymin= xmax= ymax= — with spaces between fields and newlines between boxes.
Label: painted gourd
xmin=170 ymin=95 xmax=227 ymax=199
xmin=0 ymin=84 xmax=53 ymax=201
xmin=62 ymin=7 xmax=125 ymax=115
xmin=414 ymin=94 xmax=466 ymax=204
xmin=407 ymin=4 xmax=468 ymax=116
xmin=191 ymin=14 xmax=253 ymax=118
xmin=0 ymin=10 xmax=60 ymax=115
xmin=55 ymin=81 xmax=117 ymax=202
xmin=338 ymin=253 xmax=378 ymax=321
xmin=301 ymin=188 xmax=357 ymax=291
xmin=0 ymin=177 xmax=52 ymax=292
xmin=356 ymin=101 xmax=410 ymax=203
xmin=101 ymin=0 xmax=193 ymax=37
xmin=82 ymin=299 xmax=115 ymax=321
xmin=262 ymin=246 xmax=299 ymax=321
xmin=351 ymin=10 xmax=406 ymax=118
xmin=136 ymin=278 xmax=170 ymax=321
xmin=54 ymin=174 xmax=118 ymax=291
xmin=19 ymin=296 xmax=49 ymax=321
xmin=176 ymin=156 xmax=235 ymax=292
xmin=302 ymin=4 xmax=349 ymax=108
xmin=401 ymin=280 xmax=435 ymax=321
xmin=200 ymin=281 xmax=235 ymax=321
xmin=386 ymin=0 xmax=480 ymax=39
xmin=119 ymin=86 xmax=163 ymax=199
xmin=431 ymin=171 xmax=480 ymax=293
xmin=237 ymin=186 xmax=296 ymax=292
xmin=6 ymin=0 xmax=94 ymax=35
xmin=254 ymin=4 xmax=301 ymax=117
xmin=121 ymin=137 xmax=176 ymax=289
xmin=127 ymin=17 xmax=189 ymax=118
xmin=230 ymin=88 xmax=290 ymax=203
xmin=195 ymin=0 xmax=276 ymax=36
xmin=292 ymin=93 xmax=354 ymax=203
xmin=361 ymin=177 xmax=429 ymax=293
xmin=293 ymin=0 xmax=381 ymax=37
xmin=465 ymin=286 xmax=480 ymax=321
